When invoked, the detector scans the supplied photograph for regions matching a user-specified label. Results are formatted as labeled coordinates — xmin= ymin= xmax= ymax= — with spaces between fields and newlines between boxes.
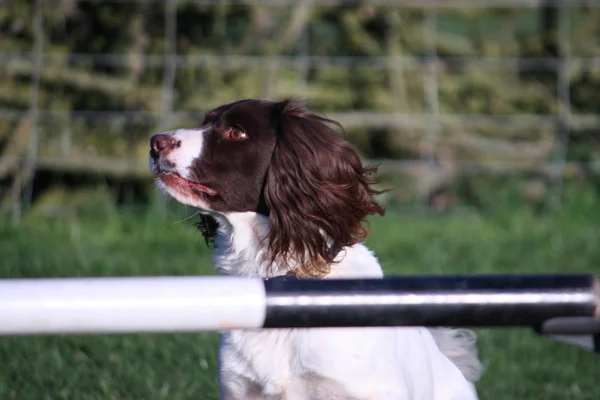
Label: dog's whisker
xmin=171 ymin=211 xmax=200 ymax=225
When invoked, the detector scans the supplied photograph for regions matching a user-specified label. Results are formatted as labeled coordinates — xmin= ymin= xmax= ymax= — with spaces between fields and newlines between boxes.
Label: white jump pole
xmin=0 ymin=274 xmax=598 ymax=352
xmin=0 ymin=276 xmax=267 ymax=334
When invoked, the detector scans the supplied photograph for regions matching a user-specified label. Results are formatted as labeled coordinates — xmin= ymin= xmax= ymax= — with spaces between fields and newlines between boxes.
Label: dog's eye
xmin=227 ymin=127 xmax=247 ymax=141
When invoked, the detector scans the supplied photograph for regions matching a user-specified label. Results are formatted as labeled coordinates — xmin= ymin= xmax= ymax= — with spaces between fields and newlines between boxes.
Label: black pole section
xmin=263 ymin=274 xmax=600 ymax=329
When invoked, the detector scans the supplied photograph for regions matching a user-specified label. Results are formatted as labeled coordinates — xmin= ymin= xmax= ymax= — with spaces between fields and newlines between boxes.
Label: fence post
xmin=11 ymin=0 xmax=43 ymax=226
xmin=552 ymin=0 xmax=572 ymax=208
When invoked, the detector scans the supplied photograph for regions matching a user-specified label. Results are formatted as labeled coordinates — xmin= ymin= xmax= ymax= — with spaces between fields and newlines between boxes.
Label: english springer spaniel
xmin=149 ymin=99 xmax=483 ymax=400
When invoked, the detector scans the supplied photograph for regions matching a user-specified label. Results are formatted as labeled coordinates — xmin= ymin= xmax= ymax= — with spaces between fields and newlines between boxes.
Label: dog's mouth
xmin=156 ymin=171 xmax=217 ymax=196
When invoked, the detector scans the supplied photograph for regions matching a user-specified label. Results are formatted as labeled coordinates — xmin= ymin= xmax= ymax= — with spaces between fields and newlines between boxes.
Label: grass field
xmin=1 ymin=186 xmax=599 ymax=400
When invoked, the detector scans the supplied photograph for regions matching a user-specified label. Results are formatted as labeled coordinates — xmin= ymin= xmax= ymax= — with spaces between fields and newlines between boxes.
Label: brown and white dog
xmin=149 ymin=99 xmax=482 ymax=400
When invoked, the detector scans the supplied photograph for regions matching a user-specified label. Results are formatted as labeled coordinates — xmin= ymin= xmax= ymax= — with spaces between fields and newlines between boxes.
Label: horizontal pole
xmin=0 ymin=274 xmax=597 ymax=336
xmin=263 ymin=274 xmax=599 ymax=328
xmin=5 ymin=52 xmax=600 ymax=71
xmin=81 ymin=0 xmax=600 ymax=8
xmin=0 ymin=277 xmax=267 ymax=334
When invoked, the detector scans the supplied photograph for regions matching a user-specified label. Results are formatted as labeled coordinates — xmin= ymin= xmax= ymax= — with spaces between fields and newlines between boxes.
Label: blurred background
xmin=1 ymin=1 xmax=599 ymax=399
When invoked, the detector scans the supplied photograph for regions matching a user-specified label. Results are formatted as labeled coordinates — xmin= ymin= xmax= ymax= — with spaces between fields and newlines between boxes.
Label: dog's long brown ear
xmin=264 ymin=99 xmax=386 ymax=277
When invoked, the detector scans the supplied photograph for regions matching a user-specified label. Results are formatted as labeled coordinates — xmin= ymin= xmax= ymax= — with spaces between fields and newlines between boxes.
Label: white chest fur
xmin=212 ymin=212 xmax=481 ymax=400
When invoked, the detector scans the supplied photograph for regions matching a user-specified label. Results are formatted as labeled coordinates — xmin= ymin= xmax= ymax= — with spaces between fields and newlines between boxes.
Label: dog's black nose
xmin=150 ymin=133 xmax=178 ymax=159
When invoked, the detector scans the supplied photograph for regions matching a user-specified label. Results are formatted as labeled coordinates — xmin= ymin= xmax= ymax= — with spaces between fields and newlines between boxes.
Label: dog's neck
xmin=208 ymin=211 xmax=384 ymax=280
xmin=211 ymin=212 xmax=286 ymax=277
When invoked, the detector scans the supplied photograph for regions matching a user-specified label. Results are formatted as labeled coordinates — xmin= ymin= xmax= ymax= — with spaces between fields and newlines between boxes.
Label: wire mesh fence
xmin=1 ymin=0 xmax=600 ymax=221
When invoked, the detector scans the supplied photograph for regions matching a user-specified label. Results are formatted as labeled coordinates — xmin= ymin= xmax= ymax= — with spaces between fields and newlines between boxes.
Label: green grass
xmin=1 ymin=189 xmax=599 ymax=400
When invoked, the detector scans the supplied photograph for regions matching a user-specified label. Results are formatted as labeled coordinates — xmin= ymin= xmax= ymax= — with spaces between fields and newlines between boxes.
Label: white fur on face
xmin=164 ymin=129 xmax=206 ymax=179
xmin=151 ymin=128 xmax=211 ymax=210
